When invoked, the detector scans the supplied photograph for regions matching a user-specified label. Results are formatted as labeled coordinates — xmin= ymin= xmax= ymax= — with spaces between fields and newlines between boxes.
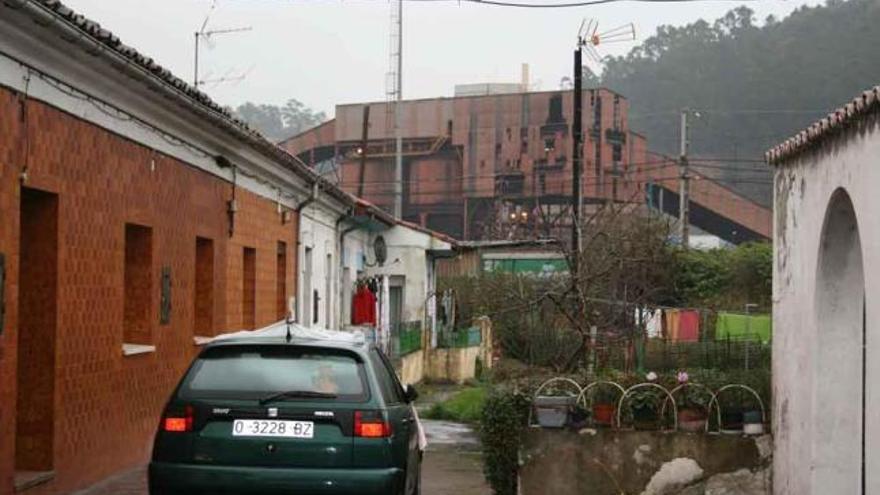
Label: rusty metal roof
xmin=766 ymin=85 xmax=880 ymax=165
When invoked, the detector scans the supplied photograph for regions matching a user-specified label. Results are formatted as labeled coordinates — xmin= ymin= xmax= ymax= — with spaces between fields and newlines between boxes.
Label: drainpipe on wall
xmin=335 ymin=209 xmax=356 ymax=331
xmin=294 ymin=182 xmax=319 ymax=324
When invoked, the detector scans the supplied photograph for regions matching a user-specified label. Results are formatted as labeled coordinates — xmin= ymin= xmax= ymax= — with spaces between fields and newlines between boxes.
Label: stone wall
xmin=521 ymin=430 xmax=771 ymax=495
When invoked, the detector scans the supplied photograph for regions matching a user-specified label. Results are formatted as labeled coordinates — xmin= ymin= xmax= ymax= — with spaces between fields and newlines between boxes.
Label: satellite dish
xmin=373 ymin=236 xmax=388 ymax=266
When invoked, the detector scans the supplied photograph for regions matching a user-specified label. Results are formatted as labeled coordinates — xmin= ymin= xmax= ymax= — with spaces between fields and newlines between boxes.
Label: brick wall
xmin=0 ymin=86 xmax=298 ymax=494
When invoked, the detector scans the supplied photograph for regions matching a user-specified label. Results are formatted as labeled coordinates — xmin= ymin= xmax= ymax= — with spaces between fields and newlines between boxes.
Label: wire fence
xmin=437 ymin=326 xmax=482 ymax=349
xmin=390 ymin=321 xmax=423 ymax=358
xmin=592 ymin=333 xmax=771 ymax=373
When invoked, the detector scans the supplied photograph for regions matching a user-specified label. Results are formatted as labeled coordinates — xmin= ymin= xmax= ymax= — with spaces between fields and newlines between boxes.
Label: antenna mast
xmin=193 ymin=2 xmax=253 ymax=89
xmin=385 ymin=0 xmax=403 ymax=217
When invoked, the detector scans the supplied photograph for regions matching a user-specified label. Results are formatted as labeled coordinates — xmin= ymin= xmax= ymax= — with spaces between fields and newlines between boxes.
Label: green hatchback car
xmin=148 ymin=334 xmax=422 ymax=495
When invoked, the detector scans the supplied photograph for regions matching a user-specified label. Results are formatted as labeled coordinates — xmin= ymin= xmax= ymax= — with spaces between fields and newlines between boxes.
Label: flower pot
xmin=592 ymin=403 xmax=615 ymax=427
xmin=677 ymin=408 xmax=708 ymax=433
xmin=632 ymin=405 xmax=658 ymax=430
xmin=743 ymin=410 xmax=763 ymax=435
xmin=720 ymin=409 xmax=744 ymax=433
xmin=533 ymin=396 xmax=575 ymax=428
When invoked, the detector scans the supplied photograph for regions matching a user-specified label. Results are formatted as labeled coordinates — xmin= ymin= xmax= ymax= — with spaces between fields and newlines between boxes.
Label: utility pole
xmin=679 ymin=108 xmax=690 ymax=249
xmin=393 ymin=0 xmax=404 ymax=218
xmin=571 ymin=39 xmax=584 ymax=270
xmin=357 ymin=105 xmax=370 ymax=198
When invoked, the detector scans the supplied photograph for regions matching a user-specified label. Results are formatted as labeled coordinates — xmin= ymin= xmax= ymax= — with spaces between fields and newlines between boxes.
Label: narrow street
xmin=421 ymin=419 xmax=491 ymax=495
xmin=74 ymin=419 xmax=489 ymax=495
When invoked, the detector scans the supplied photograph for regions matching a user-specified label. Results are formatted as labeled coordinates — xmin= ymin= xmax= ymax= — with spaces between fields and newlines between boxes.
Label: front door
xmin=15 ymin=188 xmax=59 ymax=480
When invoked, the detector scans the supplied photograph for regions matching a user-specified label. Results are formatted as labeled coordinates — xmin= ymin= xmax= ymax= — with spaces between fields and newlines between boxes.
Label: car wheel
xmin=412 ymin=453 xmax=423 ymax=495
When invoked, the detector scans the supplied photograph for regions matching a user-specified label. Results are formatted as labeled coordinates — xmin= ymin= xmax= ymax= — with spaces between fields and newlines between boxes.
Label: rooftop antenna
xmin=577 ymin=19 xmax=636 ymax=66
xmin=201 ymin=66 xmax=254 ymax=89
xmin=385 ymin=0 xmax=403 ymax=218
xmin=193 ymin=1 xmax=253 ymax=88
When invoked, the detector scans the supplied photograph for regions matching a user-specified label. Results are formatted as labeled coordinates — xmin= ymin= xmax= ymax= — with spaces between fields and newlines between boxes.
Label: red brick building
xmin=0 ymin=2 xmax=356 ymax=493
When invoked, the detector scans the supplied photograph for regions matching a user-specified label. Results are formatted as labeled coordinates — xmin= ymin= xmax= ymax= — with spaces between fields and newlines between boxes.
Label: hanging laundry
xmin=677 ymin=310 xmax=701 ymax=342
xmin=646 ymin=309 xmax=663 ymax=339
xmin=664 ymin=309 xmax=681 ymax=340
xmin=633 ymin=308 xmax=663 ymax=339
xmin=352 ymin=284 xmax=377 ymax=325
xmin=716 ymin=312 xmax=772 ymax=343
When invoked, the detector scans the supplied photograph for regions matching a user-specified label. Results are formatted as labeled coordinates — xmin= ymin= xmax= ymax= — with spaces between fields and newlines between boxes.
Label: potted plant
xmin=629 ymin=388 xmax=663 ymax=430
xmin=533 ymin=395 xmax=576 ymax=428
xmin=675 ymin=372 xmax=709 ymax=433
xmin=742 ymin=409 xmax=764 ymax=435
xmin=718 ymin=395 xmax=745 ymax=434
xmin=590 ymin=386 xmax=619 ymax=427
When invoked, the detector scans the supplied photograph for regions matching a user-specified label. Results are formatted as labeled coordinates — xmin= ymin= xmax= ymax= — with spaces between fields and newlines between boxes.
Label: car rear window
xmin=178 ymin=345 xmax=369 ymax=402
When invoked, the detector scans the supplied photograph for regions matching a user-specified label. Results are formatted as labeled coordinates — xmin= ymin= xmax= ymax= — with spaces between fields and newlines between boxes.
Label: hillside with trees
xmin=231 ymin=99 xmax=327 ymax=143
xmin=601 ymin=0 xmax=880 ymax=205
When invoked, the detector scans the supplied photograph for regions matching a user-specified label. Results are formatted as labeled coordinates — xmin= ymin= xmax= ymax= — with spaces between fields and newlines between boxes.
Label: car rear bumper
xmin=148 ymin=461 xmax=403 ymax=495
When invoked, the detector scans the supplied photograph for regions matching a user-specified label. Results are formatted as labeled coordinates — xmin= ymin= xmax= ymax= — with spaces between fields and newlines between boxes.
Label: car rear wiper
xmin=259 ymin=390 xmax=337 ymax=405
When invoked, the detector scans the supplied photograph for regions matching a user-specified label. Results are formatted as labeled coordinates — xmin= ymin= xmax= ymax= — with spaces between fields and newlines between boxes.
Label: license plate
xmin=232 ymin=419 xmax=314 ymax=439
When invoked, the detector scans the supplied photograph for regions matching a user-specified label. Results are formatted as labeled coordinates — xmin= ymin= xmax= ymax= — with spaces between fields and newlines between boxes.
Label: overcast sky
xmin=62 ymin=0 xmax=822 ymax=115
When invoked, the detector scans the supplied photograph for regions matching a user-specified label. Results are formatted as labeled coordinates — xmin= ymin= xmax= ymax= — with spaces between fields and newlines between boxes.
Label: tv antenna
xmin=577 ymin=19 xmax=636 ymax=65
xmin=200 ymin=66 xmax=255 ymax=89
xmin=193 ymin=1 xmax=253 ymax=88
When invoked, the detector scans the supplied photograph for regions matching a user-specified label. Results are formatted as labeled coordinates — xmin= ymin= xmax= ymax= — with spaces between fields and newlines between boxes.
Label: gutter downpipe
xmin=335 ymin=208 xmax=357 ymax=331
xmin=294 ymin=182 xmax=319 ymax=324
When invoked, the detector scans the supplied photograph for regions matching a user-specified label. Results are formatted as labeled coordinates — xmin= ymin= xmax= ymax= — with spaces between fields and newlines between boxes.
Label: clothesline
xmin=582 ymin=295 xmax=769 ymax=317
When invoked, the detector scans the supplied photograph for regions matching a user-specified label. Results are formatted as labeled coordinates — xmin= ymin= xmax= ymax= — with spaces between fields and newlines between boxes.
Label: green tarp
xmin=715 ymin=312 xmax=772 ymax=342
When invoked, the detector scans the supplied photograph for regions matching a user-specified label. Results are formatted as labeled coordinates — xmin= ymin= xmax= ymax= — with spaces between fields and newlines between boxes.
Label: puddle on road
xmin=421 ymin=419 xmax=480 ymax=447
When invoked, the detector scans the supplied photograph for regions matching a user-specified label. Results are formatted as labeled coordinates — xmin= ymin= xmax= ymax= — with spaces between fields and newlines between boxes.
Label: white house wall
xmin=364 ymin=226 xmax=450 ymax=325
xmin=298 ymin=203 xmax=347 ymax=330
xmin=773 ymin=116 xmax=880 ymax=494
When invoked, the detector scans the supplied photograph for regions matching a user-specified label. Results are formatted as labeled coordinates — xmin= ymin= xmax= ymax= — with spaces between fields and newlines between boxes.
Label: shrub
xmin=479 ymin=389 xmax=531 ymax=495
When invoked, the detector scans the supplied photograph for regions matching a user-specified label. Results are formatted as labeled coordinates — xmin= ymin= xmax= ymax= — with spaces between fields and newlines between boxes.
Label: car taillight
xmin=163 ymin=405 xmax=194 ymax=433
xmin=354 ymin=411 xmax=392 ymax=438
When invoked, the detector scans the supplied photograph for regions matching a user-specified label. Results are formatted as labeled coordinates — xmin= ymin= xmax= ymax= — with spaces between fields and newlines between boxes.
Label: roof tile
xmin=767 ymin=84 xmax=880 ymax=165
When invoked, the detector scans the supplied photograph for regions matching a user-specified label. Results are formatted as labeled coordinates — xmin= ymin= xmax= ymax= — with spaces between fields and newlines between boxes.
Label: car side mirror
xmin=405 ymin=384 xmax=419 ymax=403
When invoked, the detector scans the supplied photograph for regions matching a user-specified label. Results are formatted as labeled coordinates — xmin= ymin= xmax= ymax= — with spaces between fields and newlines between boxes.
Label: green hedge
xmin=479 ymin=389 xmax=531 ymax=495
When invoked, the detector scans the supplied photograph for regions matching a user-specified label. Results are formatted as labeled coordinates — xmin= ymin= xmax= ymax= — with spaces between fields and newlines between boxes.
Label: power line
xmin=321 ymin=157 xmax=767 ymax=188
xmin=403 ymin=0 xmax=760 ymax=7
xmin=349 ymin=174 xmax=773 ymax=199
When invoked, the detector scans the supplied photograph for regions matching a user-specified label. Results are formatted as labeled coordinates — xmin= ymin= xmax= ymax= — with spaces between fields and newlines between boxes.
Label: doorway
xmin=813 ymin=189 xmax=865 ymax=494
xmin=15 ymin=188 xmax=59 ymax=482
xmin=242 ymin=247 xmax=256 ymax=329
xmin=324 ymin=254 xmax=332 ymax=328
xmin=302 ymin=247 xmax=312 ymax=326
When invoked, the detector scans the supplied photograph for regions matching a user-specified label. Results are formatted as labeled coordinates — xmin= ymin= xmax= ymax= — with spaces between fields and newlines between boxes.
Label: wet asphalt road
xmin=76 ymin=419 xmax=489 ymax=495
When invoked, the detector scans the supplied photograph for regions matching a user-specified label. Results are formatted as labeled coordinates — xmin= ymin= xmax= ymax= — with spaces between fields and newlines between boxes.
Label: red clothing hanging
xmin=677 ymin=310 xmax=701 ymax=342
xmin=352 ymin=286 xmax=377 ymax=325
